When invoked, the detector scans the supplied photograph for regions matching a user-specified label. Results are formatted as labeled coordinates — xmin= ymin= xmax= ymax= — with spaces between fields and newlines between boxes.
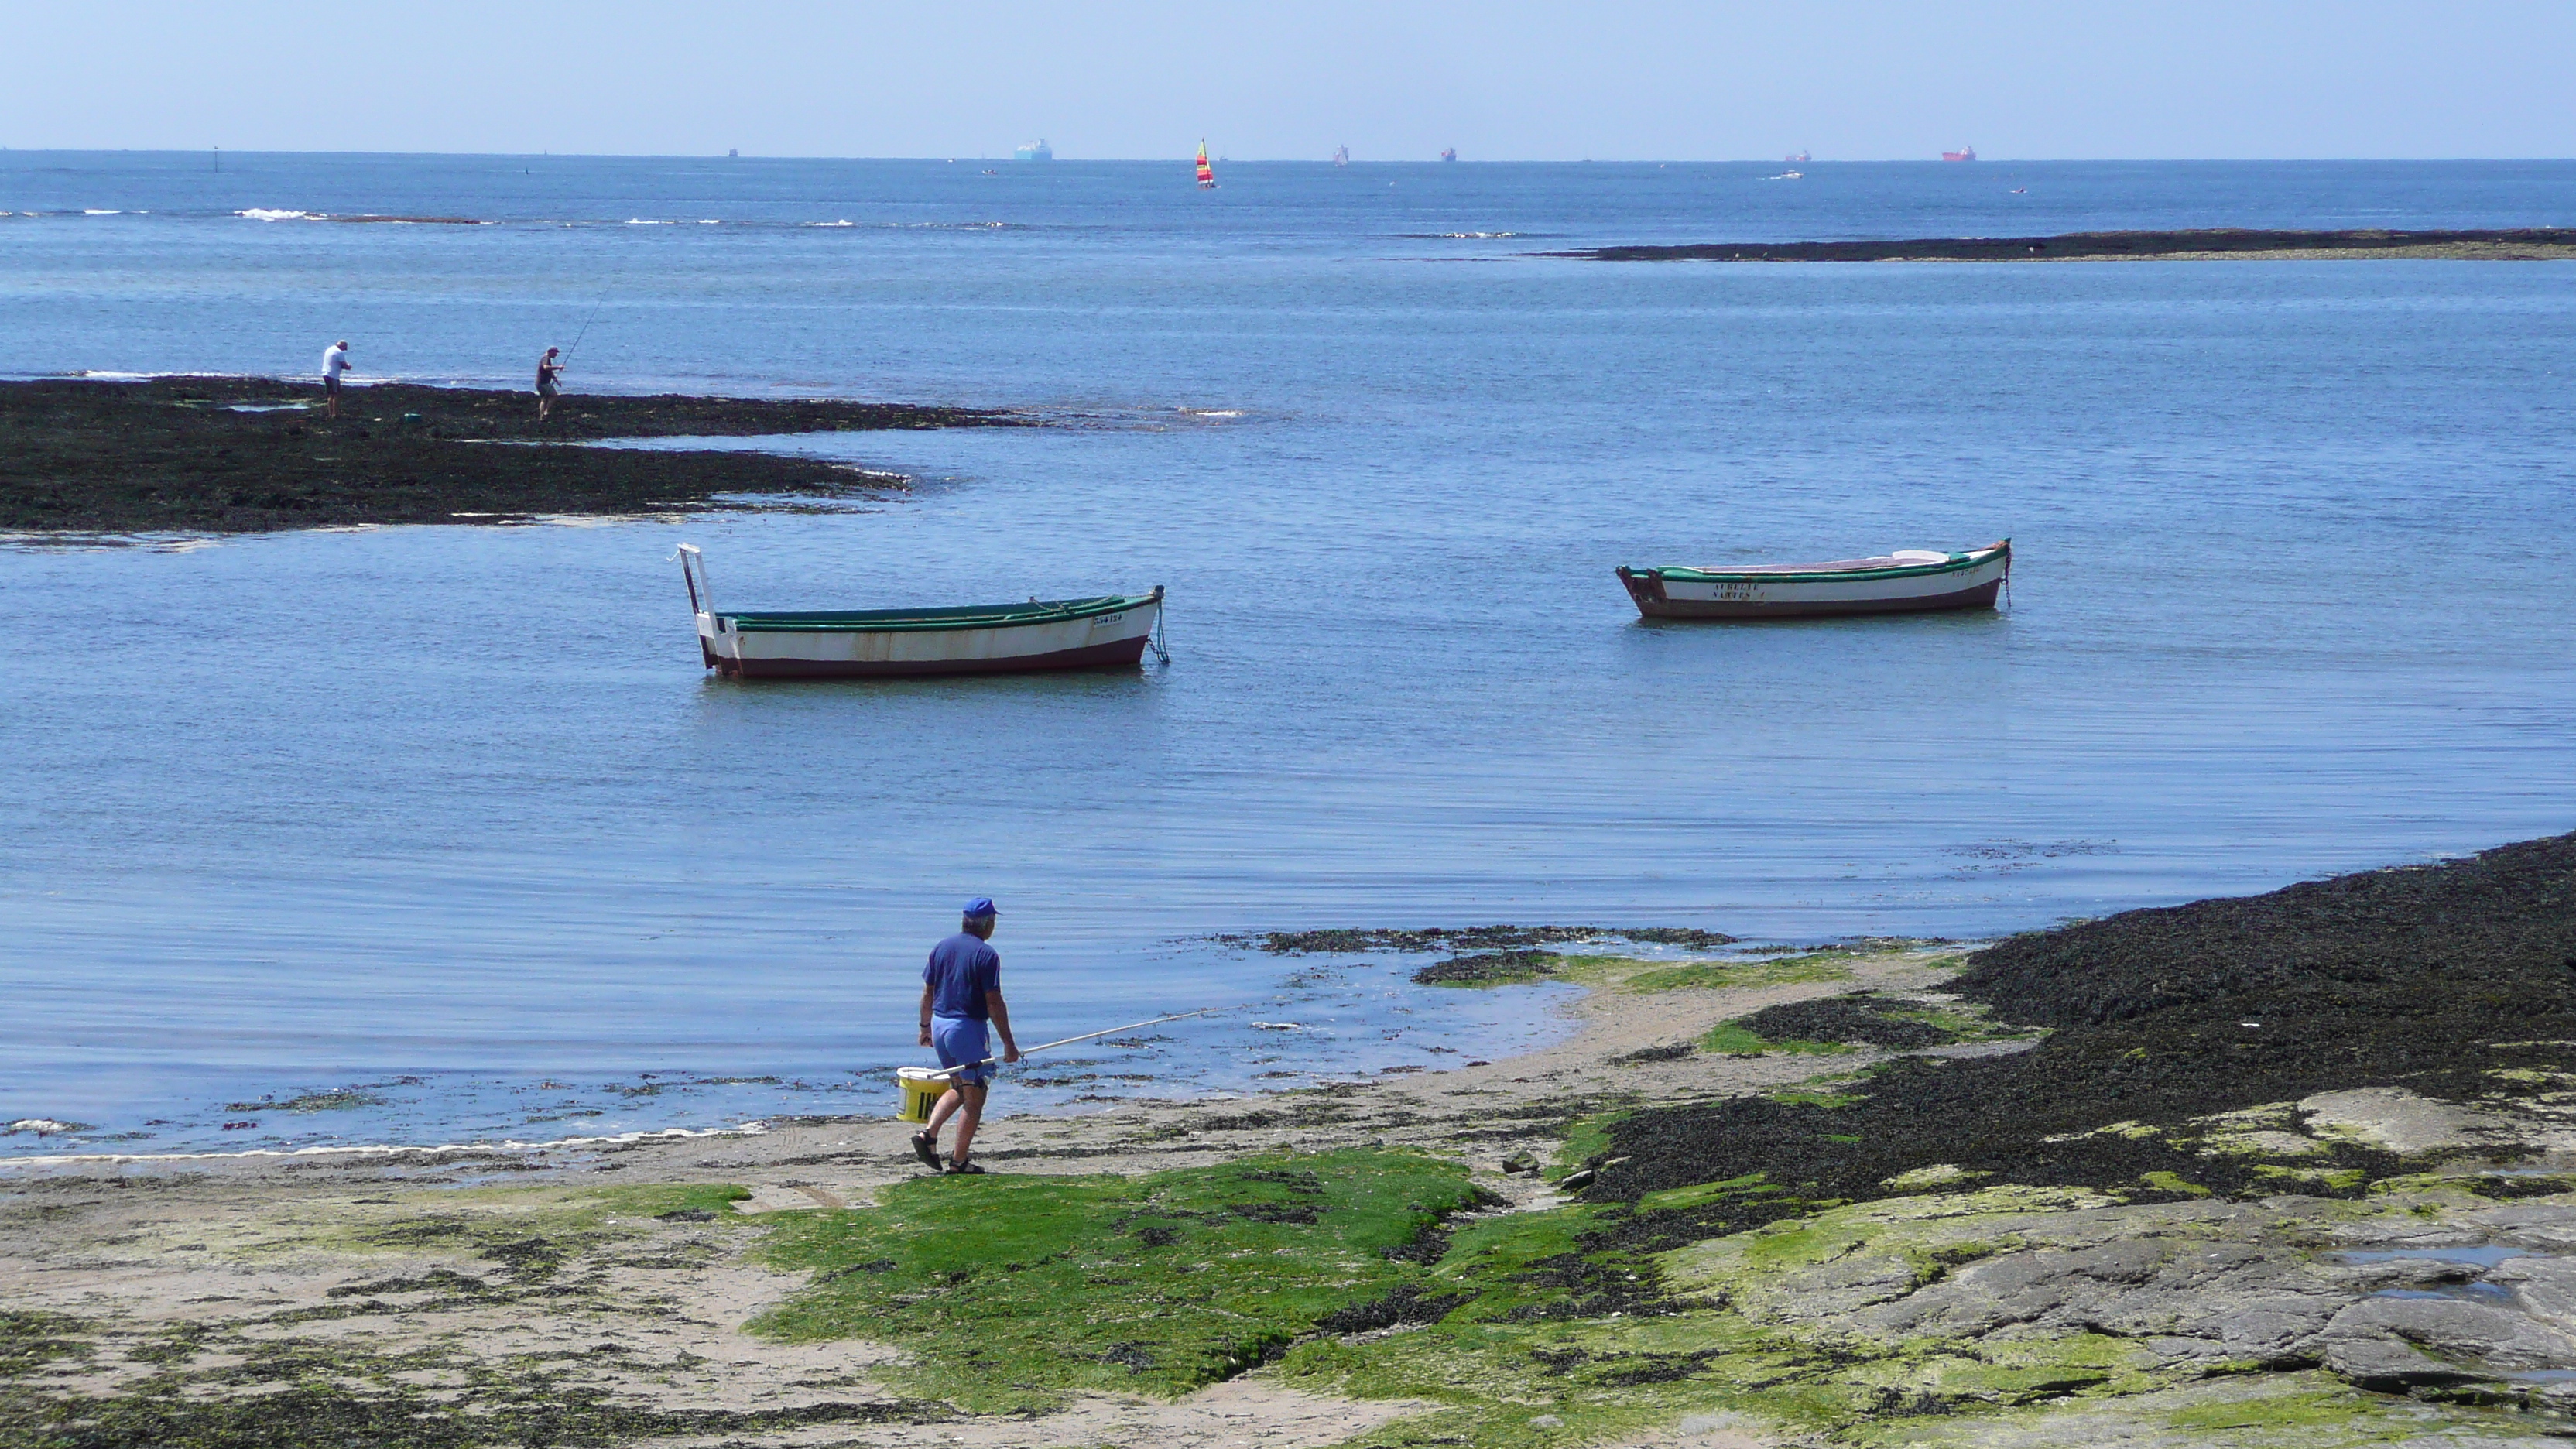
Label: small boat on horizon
xmin=1617 ymin=541 xmax=2010 ymax=620
xmin=680 ymin=546 xmax=1166 ymax=678
xmin=1440 ymin=147 xmax=1458 ymax=163
xmin=1333 ymin=145 xmax=1350 ymax=166
xmin=1786 ymin=149 xmax=1811 ymax=163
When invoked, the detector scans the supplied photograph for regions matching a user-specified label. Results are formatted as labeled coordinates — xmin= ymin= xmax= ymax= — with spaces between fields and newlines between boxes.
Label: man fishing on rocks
xmin=912 ymin=897 xmax=1020 ymax=1175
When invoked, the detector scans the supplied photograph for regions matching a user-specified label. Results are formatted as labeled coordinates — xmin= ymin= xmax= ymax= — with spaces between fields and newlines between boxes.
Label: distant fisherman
xmin=536 ymin=347 xmax=564 ymax=420
xmin=320 ymin=340 xmax=351 ymax=419
xmin=912 ymin=898 xmax=1021 ymax=1176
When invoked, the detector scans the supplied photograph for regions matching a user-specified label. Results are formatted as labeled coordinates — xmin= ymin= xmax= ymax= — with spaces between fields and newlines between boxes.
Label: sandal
xmin=944 ymin=1159 xmax=986 ymax=1176
xmin=909 ymin=1132 xmax=940 ymax=1170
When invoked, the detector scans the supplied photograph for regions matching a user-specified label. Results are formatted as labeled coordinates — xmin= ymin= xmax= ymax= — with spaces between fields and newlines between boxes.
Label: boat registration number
xmin=1680 ymin=582 xmax=1761 ymax=601
xmin=1089 ymin=612 xmax=1125 ymax=629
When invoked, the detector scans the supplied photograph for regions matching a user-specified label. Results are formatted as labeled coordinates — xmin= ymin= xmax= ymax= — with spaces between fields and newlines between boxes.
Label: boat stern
xmin=697 ymin=611 xmax=748 ymax=676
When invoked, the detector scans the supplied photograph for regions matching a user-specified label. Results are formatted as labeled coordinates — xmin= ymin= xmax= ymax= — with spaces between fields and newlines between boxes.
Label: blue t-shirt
xmin=924 ymin=932 xmax=1002 ymax=1020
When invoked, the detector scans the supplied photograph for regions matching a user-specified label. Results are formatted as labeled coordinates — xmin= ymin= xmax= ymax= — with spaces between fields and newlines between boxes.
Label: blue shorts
xmin=932 ymin=1016 xmax=992 ymax=1086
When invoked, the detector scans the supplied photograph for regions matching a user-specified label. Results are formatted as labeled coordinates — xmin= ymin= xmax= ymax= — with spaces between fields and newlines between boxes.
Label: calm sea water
xmin=4 ymin=154 xmax=2572 ymax=1155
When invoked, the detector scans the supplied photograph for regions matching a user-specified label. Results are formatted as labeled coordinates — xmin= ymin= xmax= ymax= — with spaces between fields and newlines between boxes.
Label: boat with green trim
xmin=679 ymin=545 xmax=1164 ymax=679
xmin=1617 ymin=540 xmax=2009 ymax=619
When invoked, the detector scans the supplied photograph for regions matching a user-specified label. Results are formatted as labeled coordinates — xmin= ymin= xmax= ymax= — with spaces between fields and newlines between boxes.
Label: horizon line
xmin=7 ymin=147 xmax=2575 ymax=166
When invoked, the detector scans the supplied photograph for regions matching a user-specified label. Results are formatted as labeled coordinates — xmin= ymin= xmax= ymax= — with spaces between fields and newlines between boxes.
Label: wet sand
xmin=1550 ymin=225 xmax=2576 ymax=263
xmin=0 ymin=376 xmax=1023 ymax=535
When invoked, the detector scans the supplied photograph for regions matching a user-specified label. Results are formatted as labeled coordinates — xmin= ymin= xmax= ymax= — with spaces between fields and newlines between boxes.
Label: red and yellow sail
xmin=1195 ymin=140 xmax=1215 ymax=189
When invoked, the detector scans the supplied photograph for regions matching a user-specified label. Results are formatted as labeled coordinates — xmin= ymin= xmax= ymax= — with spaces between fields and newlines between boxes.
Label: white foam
xmin=82 ymin=208 xmax=122 ymax=216
xmin=5 ymin=1118 xmax=82 ymax=1136
xmin=0 ymin=1120 xmax=772 ymax=1167
xmin=68 ymin=369 xmax=255 ymax=381
xmin=698 ymin=218 xmax=720 ymax=224
xmin=625 ymin=218 xmax=670 ymax=225
xmin=238 ymin=207 xmax=323 ymax=221
xmin=811 ymin=219 xmax=855 ymax=228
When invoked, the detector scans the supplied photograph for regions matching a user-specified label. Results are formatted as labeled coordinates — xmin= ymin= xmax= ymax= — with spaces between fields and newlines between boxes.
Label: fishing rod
xmin=919 ymin=1006 xmax=1231 ymax=1081
xmin=560 ymin=287 xmax=611 ymax=365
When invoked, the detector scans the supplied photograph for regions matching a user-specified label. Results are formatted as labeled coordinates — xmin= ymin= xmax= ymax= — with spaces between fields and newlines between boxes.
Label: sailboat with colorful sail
xmin=1195 ymin=140 xmax=1216 ymax=189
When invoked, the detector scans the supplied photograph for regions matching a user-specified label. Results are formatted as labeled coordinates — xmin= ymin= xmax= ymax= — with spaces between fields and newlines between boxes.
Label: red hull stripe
xmin=714 ymin=634 xmax=1152 ymax=680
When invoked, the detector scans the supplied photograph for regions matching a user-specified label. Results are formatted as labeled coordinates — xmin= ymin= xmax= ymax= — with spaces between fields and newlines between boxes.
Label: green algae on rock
xmin=747 ymin=1148 xmax=1492 ymax=1412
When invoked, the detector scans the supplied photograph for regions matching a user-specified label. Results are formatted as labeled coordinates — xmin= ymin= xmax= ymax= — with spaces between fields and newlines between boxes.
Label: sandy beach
xmin=11 ymin=834 xmax=2576 ymax=1447
xmin=5 ymin=944 xmax=1952 ymax=1447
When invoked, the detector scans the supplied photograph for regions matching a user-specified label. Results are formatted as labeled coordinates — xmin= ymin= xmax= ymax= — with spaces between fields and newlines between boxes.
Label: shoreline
xmin=0 ymin=940 xmax=1886 ymax=1175
xmin=1547 ymin=224 xmax=2576 ymax=263
xmin=9 ymin=839 xmax=2576 ymax=1447
xmin=0 ymin=375 xmax=1026 ymax=534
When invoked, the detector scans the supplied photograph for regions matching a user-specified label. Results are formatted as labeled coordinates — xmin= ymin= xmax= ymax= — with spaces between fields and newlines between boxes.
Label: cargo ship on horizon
xmin=1942 ymin=146 xmax=1977 ymax=162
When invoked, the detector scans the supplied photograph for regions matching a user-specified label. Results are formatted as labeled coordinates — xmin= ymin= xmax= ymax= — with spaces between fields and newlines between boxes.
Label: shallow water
xmin=2341 ymin=1247 xmax=2536 ymax=1269
xmin=3 ymin=155 xmax=2572 ymax=1153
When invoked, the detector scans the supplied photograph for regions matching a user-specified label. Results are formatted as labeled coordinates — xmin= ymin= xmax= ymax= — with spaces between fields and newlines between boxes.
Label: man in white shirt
xmin=320 ymin=341 xmax=351 ymax=419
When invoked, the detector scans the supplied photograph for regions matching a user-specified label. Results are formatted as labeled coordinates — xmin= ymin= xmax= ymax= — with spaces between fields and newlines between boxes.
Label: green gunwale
xmin=722 ymin=591 xmax=1156 ymax=634
xmin=1639 ymin=544 xmax=2003 ymax=585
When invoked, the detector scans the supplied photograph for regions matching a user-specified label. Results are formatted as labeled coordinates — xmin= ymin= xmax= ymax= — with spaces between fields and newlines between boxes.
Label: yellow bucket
xmin=896 ymin=1067 xmax=954 ymax=1124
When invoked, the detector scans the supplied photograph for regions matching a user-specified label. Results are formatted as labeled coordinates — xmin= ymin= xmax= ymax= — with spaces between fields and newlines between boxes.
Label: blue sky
xmin=6 ymin=1 xmax=2573 ymax=161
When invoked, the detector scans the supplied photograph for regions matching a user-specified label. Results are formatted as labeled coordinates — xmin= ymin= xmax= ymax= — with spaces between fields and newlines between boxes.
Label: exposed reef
xmin=0 ymin=375 xmax=1023 ymax=534
xmin=1550 ymin=226 xmax=2576 ymax=263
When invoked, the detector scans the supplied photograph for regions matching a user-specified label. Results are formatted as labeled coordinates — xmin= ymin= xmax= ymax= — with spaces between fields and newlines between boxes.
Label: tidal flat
xmin=7 ymin=836 xmax=2576 ymax=1447
xmin=0 ymin=376 xmax=1023 ymax=535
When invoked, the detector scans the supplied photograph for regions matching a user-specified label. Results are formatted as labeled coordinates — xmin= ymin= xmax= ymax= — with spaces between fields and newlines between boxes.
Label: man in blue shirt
xmin=911 ymin=897 xmax=1021 ymax=1174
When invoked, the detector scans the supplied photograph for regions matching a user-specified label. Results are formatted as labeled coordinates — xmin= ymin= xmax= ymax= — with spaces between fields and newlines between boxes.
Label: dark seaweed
xmin=0 ymin=1386 xmax=938 ymax=1448
xmin=1242 ymin=925 xmax=1735 ymax=954
xmin=1252 ymin=927 xmax=1606 ymax=954
xmin=1410 ymin=951 xmax=1562 ymax=985
xmin=1317 ymin=1283 xmax=1474 ymax=1334
xmin=1609 ymin=1043 xmax=1696 ymax=1064
xmin=1731 ymin=998 xmax=1961 ymax=1050
xmin=0 ymin=376 xmax=1019 ymax=533
xmin=1580 ymin=834 xmax=2576 ymax=1221
xmin=1550 ymin=226 xmax=2576 ymax=264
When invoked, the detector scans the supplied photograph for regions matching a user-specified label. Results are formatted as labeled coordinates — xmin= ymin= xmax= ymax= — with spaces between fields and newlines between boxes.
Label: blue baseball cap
xmin=963 ymin=896 xmax=997 ymax=918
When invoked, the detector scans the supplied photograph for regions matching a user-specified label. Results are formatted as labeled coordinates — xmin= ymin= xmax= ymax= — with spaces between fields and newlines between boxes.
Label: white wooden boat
xmin=680 ymin=546 xmax=1164 ymax=679
xmin=1617 ymin=540 xmax=2009 ymax=620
